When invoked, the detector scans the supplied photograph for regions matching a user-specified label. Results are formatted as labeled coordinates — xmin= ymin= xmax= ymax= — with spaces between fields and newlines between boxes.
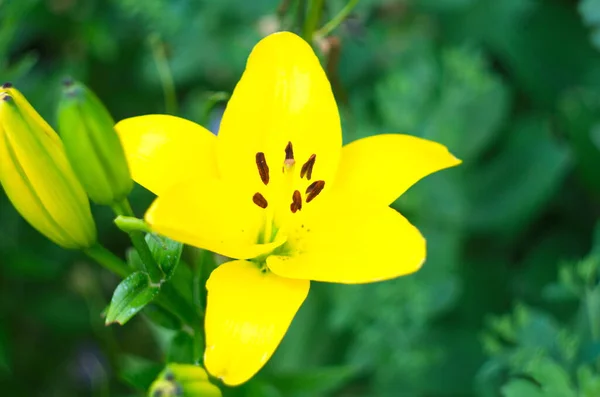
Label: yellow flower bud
xmin=0 ymin=83 xmax=97 ymax=249
xmin=58 ymin=80 xmax=133 ymax=205
xmin=148 ymin=364 xmax=222 ymax=397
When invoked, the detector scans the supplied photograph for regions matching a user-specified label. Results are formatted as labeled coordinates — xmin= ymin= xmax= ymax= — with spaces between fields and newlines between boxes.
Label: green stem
xmin=149 ymin=34 xmax=178 ymax=115
xmin=303 ymin=0 xmax=325 ymax=42
xmin=201 ymin=91 xmax=230 ymax=126
xmin=158 ymin=283 xmax=199 ymax=328
xmin=84 ymin=243 xmax=130 ymax=278
xmin=190 ymin=248 xmax=214 ymax=364
xmin=315 ymin=0 xmax=360 ymax=38
xmin=111 ymin=199 xmax=165 ymax=284
xmin=587 ymin=289 xmax=600 ymax=341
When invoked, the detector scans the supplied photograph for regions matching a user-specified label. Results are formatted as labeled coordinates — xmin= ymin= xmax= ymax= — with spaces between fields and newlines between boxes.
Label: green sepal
xmin=58 ymin=80 xmax=133 ymax=205
xmin=106 ymin=271 xmax=160 ymax=325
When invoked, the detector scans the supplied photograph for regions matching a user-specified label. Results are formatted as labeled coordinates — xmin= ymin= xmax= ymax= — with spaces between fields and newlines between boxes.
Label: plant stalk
xmin=111 ymin=199 xmax=165 ymax=284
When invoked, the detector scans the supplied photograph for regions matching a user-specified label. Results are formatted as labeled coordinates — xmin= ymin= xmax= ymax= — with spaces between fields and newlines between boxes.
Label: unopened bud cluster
xmin=0 ymin=80 xmax=133 ymax=249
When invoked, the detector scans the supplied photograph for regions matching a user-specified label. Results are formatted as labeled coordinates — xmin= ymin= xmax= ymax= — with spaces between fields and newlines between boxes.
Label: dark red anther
xmin=1 ymin=82 xmax=13 ymax=89
xmin=290 ymin=190 xmax=302 ymax=213
xmin=255 ymin=152 xmax=270 ymax=185
xmin=285 ymin=141 xmax=294 ymax=160
xmin=306 ymin=180 xmax=325 ymax=203
xmin=252 ymin=192 xmax=268 ymax=209
xmin=300 ymin=154 xmax=316 ymax=180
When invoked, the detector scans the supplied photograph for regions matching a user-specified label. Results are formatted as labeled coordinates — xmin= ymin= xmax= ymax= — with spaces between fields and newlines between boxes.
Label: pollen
xmin=300 ymin=154 xmax=316 ymax=180
xmin=284 ymin=141 xmax=295 ymax=169
xmin=306 ymin=180 xmax=325 ymax=203
xmin=255 ymin=152 xmax=270 ymax=185
xmin=252 ymin=192 xmax=268 ymax=209
xmin=290 ymin=190 xmax=302 ymax=213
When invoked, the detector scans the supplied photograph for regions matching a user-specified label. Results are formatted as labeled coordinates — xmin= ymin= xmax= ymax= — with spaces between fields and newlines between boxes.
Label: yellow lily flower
xmin=0 ymin=84 xmax=97 ymax=249
xmin=116 ymin=31 xmax=461 ymax=386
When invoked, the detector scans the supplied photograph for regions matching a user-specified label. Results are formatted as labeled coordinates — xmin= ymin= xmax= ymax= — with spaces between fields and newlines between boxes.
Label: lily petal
xmin=267 ymin=205 xmax=425 ymax=284
xmin=204 ymin=260 xmax=309 ymax=386
xmin=145 ymin=178 xmax=284 ymax=259
xmin=331 ymin=134 xmax=461 ymax=206
xmin=115 ymin=115 xmax=218 ymax=196
xmin=217 ymin=31 xmax=341 ymax=195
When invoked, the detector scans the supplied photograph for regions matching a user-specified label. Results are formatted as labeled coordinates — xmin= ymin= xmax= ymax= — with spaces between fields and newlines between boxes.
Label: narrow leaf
xmin=146 ymin=234 xmax=183 ymax=278
xmin=106 ymin=271 xmax=160 ymax=325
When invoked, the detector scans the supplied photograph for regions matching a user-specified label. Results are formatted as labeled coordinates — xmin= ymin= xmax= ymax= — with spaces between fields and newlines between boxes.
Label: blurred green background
xmin=3 ymin=0 xmax=600 ymax=396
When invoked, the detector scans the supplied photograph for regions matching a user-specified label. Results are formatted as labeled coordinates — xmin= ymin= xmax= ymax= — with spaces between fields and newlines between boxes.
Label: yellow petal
xmin=204 ymin=260 xmax=309 ymax=386
xmin=267 ymin=205 xmax=425 ymax=284
xmin=331 ymin=134 xmax=461 ymax=206
xmin=145 ymin=178 xmax=285 ymax=259
xmin=115 ymin=115 xmax=218 ymax=196
xmin=217 ymin=31 xmax=342 ymax=196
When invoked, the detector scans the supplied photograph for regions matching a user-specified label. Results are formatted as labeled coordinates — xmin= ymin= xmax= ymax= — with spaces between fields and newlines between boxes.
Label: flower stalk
xmin=111 ymin=199 xmax=165 ymax=284
xmin=302 ymin=0 xmax=325 ymax=42
xmin=83 ymin=243 xmax=130 ymax=278
xmin=314 ymin=0 xmax=360 ymax=38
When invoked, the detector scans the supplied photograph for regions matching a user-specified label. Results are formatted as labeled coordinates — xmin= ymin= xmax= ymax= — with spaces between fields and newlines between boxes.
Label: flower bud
xmin=58 ymin=80 xmax=133 ymax=205
xmin=0 ymin=84 xmax=97 ymax=249
xmin=148 ymin=364 xmax=222 ymax=397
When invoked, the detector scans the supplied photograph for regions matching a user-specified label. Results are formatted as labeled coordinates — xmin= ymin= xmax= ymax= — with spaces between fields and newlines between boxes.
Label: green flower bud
xmin=58 ymin=80 xmax=133 ymax=205
xmin=148 ymin=364 xmax=221 ymax=397
xmin=0 ymin=84 xmax=97 ymax=249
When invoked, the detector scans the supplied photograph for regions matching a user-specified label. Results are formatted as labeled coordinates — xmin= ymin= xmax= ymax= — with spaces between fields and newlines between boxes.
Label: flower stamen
xmin=284 ymin=141 xmax=295 ymax=169
xmin=255 ymin=152 xmax=270 ymax=185
xmin=252 ymin=192 xmax=268 ymax=209
xmin=306 ymin=180 xmax=325 ymax=203
xmin=300 ymin=154 xmax=316 ymax=180
xmin=285 ymin=141 xmax=294 ymax=160
xmin=290 ymin=190 xmax=302 ymax=213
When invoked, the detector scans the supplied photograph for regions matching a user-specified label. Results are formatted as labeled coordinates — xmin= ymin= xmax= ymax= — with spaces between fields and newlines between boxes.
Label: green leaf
xmin=421 ymin=47 xmax=510 ymax=162
xmin=502 ymin=357 xmax=577 ymax=397
xmin=106 ymin=271 xmax=160 ymax=326
xmin=268 ymin=366 xmax=357 ymax=396
xmin=126 ymin=246 xmax=144 ymax=272
xmin=580 ymin=0 xmax=600 ymax=26
xmin=0 ymin=326 xmax=9 ymax=374
xmin=145 ymin=234 xmax=183 ymax=278
xmin=466 ymin=116 xmax=571 ymax=235
xmin=502 ymin=379 xmax=545 ymax=397
xmin=558 ymin=89 xmax=600 ymax=194
xmin=578 ymin=365 xmax=600 ymax=397
xmin=168 ymin=331 xmax=194 ymax=364
xmin=143 ymin=304 xmax=182 ymax=330
xmin=580 ymin=0 xmax=600 ymax=50
xmin=119 ymin=354 xmax=163 ymax=391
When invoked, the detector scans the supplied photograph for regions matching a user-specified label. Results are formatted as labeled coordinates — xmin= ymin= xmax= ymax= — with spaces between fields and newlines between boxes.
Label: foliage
xmin=1 ymin=0 xmax=600 ymax=396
